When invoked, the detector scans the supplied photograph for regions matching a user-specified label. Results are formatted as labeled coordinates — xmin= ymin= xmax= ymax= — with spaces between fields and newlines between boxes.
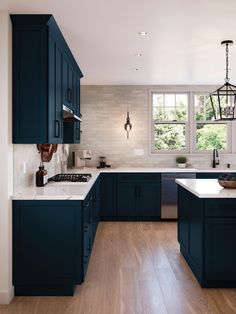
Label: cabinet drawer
xmin=205 ymin=199 xmax=236 ymax=217
xmin=118 ymin=173 xmax=160 ymax=182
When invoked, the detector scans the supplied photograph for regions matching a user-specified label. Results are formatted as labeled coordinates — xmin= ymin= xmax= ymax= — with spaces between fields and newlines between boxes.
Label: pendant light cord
xmin=225 ymin=43 xmax=229 ymax=83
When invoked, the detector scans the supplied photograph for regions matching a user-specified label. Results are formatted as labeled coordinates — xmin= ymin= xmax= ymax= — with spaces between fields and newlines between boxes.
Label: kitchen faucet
xmin=212 ymin=149 xmax=220 ymax=168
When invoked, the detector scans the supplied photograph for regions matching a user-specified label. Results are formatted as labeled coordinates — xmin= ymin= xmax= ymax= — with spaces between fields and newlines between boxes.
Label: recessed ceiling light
xmin=138 ymin=31 xmax=147 ymax=36
xmin=132 ymin=68 xmax=139 ymax=71
xmin=134 ymin=53 xmax=142 ymax=57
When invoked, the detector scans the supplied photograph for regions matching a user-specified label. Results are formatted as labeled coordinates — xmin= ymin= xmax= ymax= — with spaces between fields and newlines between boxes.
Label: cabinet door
xmin=62 ymin=56 xmax=75 ymax=110
xmin=100 ymin=174 xmax=117 ymax=218
xmin=63 ymin=63 xmax=81 ymax=143
xmin=68 ymin=66 xmax=74 ymax=109
xmin=205 ymin=218 xmax=236 ymax=281
xmin=13 ymin=201 xmax=82 ymax=285
xmin=83 ymin=194 xmax=93 ymax=278
xmin=136 ymin=183 xmax=161 ymax=217
xmin=62 ymin=55 xmax=70 ymax=107
xmin=12 ymin=24 xmax=48 ymax=143
xmin=48 ymin=35 xmax=63 ymax=143
xmin=117 ymin=182 xmax=136 ymax=217
xmin=73 ymin=74 xmax=81 ymax=143
xmin=177 ymin=186 xmax=189 ymax=251
xmin=94 ymin=179 xmax=100 ymax=231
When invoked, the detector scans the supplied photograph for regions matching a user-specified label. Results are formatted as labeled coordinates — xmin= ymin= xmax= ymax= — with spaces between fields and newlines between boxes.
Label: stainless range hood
xmin=63 ymin=105 xmax=82 ymax=122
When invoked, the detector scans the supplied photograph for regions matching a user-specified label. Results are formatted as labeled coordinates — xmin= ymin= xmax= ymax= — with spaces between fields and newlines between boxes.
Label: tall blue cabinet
xmin=11 ymin=14 xmax=83 ymax=144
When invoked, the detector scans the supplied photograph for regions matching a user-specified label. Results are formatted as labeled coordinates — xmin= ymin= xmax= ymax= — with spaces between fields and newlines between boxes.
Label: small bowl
xmin=218 ymin=179 xmax=236 ymax=189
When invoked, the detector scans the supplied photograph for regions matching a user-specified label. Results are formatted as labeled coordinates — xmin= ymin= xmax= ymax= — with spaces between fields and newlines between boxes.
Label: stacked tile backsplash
xmin=70 ymin=85 xmax=236 ymax=168
xmin=13 ymin=85 xmax=236 ymax=191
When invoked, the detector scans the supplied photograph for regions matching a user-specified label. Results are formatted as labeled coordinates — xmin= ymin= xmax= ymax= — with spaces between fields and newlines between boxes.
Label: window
xmin=151 ymin=90 xmax=232 ymax=153
xmin=152 ymin=93 xmax=188 ymax=152
xmin=194 ymin=94 xmax=230 ymax=152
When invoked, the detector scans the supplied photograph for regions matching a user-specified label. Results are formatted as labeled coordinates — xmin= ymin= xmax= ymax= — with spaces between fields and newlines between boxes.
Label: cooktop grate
xmin=48 ymin=173 xmax=92 ymax=183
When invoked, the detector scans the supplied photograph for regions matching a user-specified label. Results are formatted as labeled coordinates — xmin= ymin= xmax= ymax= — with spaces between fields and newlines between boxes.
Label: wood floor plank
xmin=2 ymin=222 xmax=236 ymax=314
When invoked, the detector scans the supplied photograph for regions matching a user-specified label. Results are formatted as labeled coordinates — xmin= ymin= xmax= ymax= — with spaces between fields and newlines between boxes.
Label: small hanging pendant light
xmin=210 ymin=40 xmax=236 ymax=120
xmin=124 ymin=111 xmax=132 ymax=139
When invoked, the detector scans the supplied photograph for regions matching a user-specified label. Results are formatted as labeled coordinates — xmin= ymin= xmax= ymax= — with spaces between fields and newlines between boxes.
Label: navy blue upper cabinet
xmin=11 ymin=14 xmax=83 ymax=144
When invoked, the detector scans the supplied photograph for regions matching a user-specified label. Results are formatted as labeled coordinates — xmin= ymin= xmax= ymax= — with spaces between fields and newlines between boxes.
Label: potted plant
xmin=176 ymin=156 xmax=187 ymax=168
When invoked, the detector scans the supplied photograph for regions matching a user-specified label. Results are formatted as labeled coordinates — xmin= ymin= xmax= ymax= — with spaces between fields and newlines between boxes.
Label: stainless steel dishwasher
xmin=161 ymin=172 xmax=196 ymax=219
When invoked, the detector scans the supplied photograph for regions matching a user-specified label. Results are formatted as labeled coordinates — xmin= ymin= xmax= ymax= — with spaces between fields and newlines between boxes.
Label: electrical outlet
xmin=133 ymin=149 xmax=144 ymax=156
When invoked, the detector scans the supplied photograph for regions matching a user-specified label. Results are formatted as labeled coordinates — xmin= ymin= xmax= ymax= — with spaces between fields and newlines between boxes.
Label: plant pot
xmin=177 ymin=163 xmax=186 ymax=168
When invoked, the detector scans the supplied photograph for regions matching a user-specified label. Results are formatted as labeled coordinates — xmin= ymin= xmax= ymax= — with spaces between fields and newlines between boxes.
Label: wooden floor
xmin=1 ymin=222 xmax=236 ymax=314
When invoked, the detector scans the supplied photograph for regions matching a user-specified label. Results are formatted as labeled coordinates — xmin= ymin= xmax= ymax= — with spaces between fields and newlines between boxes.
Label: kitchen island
xmin=176 ymin=178 xmax=236 ymax=287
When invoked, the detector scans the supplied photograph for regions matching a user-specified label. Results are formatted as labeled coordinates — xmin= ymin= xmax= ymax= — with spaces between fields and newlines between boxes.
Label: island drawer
xmin=205 ymin=199 xmax=236 ymax=217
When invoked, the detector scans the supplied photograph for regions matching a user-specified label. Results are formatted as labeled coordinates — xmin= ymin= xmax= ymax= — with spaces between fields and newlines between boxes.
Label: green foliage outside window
xmin=153 ymin=93 xmax=228 ymax=152
xmin=196 ymin=124 xmax=227 ymax=150
xmin=154 ymin=124 xmax=186 ymax=150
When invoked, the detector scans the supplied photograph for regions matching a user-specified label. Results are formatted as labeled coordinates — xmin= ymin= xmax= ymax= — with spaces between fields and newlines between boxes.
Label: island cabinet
xmin=117 ymin=174 xmax=161 ymax=220
xmin=196 ymin=172 xmax=236 ymax=179
xmin=11 ymin=14 xmax=83 ymax=144
xmin=178 ymin=185 xmax=236 ymax=287
xmin=13 ymin=181 xmax=100 ymax=296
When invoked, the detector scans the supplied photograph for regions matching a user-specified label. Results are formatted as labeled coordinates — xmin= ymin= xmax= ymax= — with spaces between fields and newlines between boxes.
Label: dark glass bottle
xmin=36 ymin=166 xmax=44 ymax=187
xmin=36 ymin=163 xmax=48 ymax=187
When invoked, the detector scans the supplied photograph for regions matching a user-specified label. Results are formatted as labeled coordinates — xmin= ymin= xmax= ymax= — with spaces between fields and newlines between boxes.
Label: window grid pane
xmin=154 ymin=123 xmax=187 ymax=151
xmin=153 ymin=93 xmax=188 ymax=122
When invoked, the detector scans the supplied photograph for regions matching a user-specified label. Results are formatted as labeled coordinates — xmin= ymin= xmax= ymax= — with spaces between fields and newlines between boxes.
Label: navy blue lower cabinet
xmin=117 ymin=174 xmax=161 ymax=220
xmin=13 ymin=200 xmax=82 ymax=296
xmin=82 ymin=180 xmax=100 ymax=278
xmin=117 ymin=182 xmax=136 ymax=217
xmin=178 ymin=186 xmax=236 ymax=287
xmin=137 ymin=182 xmax=160 ymax=217
xmin=100 ymin=174 xmax=117 ymax=220
xmin=82 ymin=192 xmax=93 ymax=277
xmin=13 ymin=182 xmax=100 ymax=296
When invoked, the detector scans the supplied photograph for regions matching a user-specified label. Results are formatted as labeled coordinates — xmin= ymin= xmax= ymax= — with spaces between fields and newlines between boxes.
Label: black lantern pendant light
xmin=124 ymin=111 xmax=132 ymax=139
xmin=210 ymin=40 xmax=236 ymax=120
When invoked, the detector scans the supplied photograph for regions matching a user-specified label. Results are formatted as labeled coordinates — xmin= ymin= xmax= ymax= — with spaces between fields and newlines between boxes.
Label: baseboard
xmin=0 ymin=286 xmax=14 ymax=304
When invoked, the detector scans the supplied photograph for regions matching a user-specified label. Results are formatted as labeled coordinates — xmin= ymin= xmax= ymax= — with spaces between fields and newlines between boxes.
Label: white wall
xmin=0 ymin=12 xmax=14 ymax=304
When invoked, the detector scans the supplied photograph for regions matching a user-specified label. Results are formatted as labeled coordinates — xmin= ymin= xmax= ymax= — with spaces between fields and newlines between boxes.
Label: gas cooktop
xmin=48 ymin=173 xmax=92 ymax=183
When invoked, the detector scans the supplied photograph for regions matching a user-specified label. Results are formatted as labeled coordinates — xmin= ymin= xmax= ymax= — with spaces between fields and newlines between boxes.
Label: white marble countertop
xmin=176 ymin=178 xmax=236 ymax=198
xmin=13 ymin=166 xmax=236 ymax=200
xmin=97 ymin=166 xmax=236 ymax=173
xmin=13 ymin=170 xmax=100 ymax=200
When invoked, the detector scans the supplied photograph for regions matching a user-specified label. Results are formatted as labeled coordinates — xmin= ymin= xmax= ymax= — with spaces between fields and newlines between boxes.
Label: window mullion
xmin=189 ymin=92 xmax=194 ymax=153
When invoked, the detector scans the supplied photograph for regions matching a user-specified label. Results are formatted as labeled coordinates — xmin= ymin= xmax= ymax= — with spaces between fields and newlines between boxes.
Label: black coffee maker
xmin=99 ymin=156 xmax=106 ymax=168
xmin=97 ymin=156 xmax=110 ymax=169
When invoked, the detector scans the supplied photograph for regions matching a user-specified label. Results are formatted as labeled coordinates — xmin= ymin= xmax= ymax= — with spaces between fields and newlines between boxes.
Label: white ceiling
xmin=1 ymin=0 xmax=236 ymax=85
